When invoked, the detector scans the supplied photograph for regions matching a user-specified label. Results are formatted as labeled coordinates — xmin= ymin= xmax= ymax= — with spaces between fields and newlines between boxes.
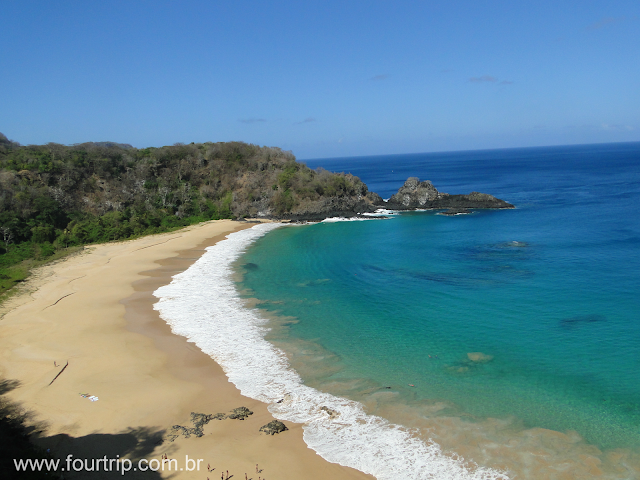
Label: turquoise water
xmin=237 ymin=143 xmax=640 ymax=467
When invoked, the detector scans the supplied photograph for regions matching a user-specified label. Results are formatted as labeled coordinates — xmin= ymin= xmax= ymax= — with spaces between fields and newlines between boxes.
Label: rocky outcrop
xmin=167 ymin=408 xmax=255 ymax=442
xmin=365 ymin=191 xmax=384 ymax=205
xmin=281 ymin=196 xmax=378 ymax=221
xmin=386 ymin=177 xmax=514 ymax=211
xmin=438 ymin=208 xmax=471 ymax=216
xmin=227 ymin=406 xmax=254 ymax=420
xmin=388 ymin=177 xmax=445 ymax=207
xmin=259 ymin=420 xmax=288 ymax=435
xmin=320 ymin=406 xmax=339 ymax=418
xmin=268 ymin=176 xmax=513 ymax=220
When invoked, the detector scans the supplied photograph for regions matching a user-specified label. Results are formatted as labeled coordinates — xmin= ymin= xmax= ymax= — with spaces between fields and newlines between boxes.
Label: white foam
xmin=153 ymin=223 xmax=509 ymax=480
xmin=321 ymin=216 xmax=380 ymax=222
xmin=362 ymin=208 xmax=400 ymax=216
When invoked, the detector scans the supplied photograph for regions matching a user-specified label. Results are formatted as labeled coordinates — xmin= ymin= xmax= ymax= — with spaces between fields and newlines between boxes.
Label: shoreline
xmin=5 ymin=216 xmax=636 ymax=479
xmin=0 ymin=220 xmax=371 ymax=479
xmin=213 ymin=221 xmax=640 ymax=480
xmin=151 ymin=223 xmax=510 ymax=480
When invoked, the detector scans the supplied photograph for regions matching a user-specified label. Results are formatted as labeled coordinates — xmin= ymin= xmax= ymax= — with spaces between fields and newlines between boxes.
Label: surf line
xmin=153 ymin=223 xmax=509 ymax=480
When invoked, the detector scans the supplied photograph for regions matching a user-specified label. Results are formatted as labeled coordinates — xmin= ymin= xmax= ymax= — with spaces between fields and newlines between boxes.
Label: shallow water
xmin=235 ymin=143 xmax=640 ymax=478
xmin=154 ymin=223 xmax=509 ymax=480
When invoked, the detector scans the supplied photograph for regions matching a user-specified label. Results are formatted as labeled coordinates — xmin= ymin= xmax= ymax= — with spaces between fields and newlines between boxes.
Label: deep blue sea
xmin=234 ymin=143 xmax=640 ymax=477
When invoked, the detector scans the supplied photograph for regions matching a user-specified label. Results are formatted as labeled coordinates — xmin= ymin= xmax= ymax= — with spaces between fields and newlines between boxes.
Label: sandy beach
xmin=0 ymin=220 xmax=372 ymax=479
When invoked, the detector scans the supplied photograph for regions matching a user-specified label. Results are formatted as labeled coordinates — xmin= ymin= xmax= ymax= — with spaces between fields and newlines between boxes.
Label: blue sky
xmin=2 ymin=1 xmax=639 ymax=159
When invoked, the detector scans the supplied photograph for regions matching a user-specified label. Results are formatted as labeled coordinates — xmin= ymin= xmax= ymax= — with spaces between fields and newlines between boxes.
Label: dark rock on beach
xmin=259 ymin=420 xmax=288 ymax=435
xmin=167 ymin=407 xmax=255 ymax=442
xmin=385 ymin=177 xmax=514 ymax=212
xmin=168 ymin=412 xmax=216 ymax=440
xmin=227 ymin=406 xmax=253 ymax=420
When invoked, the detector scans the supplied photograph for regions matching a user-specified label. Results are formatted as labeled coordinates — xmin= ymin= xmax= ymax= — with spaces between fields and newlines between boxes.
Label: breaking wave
xmin=153 ymin=223 xmax=508 ymax=480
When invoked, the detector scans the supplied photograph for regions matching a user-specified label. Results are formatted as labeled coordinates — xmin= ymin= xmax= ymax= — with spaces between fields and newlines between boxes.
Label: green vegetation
xmin=0 ymin=133 xmax=377 ymax=296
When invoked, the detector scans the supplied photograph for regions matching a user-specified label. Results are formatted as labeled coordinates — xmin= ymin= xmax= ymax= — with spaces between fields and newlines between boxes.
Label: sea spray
xmin=153 ymin=223 xmax=509 ymax=480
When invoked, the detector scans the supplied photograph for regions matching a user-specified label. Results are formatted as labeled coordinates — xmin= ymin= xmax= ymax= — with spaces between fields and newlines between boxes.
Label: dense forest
xmin=0 ymin=133 xmax=381 ymax=295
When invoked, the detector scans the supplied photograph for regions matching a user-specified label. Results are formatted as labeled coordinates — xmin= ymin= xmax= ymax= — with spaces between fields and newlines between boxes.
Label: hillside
xmin=0 ymin=134 xmax=380 ymax=294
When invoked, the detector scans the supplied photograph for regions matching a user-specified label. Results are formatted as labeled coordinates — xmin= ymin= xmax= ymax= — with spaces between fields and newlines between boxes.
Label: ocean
xmin=154 ymin=142 xmax=640 ymax=479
